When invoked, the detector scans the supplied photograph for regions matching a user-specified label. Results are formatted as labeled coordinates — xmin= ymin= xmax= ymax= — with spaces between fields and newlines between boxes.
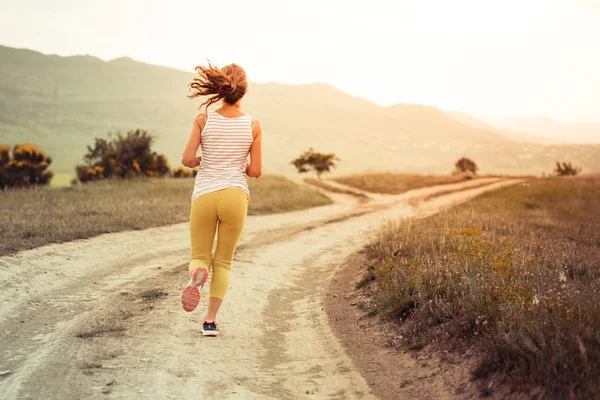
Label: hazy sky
xmin=1 ymin=0 xmax=599 ymax=123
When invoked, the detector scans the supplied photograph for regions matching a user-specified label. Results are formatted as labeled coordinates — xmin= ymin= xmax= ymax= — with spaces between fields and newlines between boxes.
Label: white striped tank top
xmin=191 ymin=111 xmax=254 ymax=201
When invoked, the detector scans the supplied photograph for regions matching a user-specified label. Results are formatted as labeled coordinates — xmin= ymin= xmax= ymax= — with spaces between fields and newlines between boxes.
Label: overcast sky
xmin=1 ymin=0 xmax=599 ymax=123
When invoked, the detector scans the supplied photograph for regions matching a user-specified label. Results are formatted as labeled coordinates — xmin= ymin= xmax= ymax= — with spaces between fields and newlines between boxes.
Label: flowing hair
xmin=188 ymin=61 xmax=248 ymax=113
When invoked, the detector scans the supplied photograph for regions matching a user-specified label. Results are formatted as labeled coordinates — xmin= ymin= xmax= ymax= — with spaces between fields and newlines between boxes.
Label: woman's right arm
xmin=246 ymin=120 xmax=263 ymax=178
xmin=181 ymin=114 xmax=205 ymax=168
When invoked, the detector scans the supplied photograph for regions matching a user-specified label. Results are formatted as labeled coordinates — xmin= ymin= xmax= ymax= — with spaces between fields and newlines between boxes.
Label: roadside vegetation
xmin=332 ymin=158 xmax=479 ymax=195
xmin=246 ymin=175 xmax=332 ymax=215
xmin=360 ymin=175 xmax=600 ymax=397
xmin=304 ymin=178 xmax=369 ymax=200
xmin=0 ymin=175 xmax=331 ymax=255
xmin=554 ymin=161 xmax=582 ymax=176
xmin=333 ymin=173 xmax=473 ymax=194
xmin=0 ymin=143 xmax=54 ymax=189
xmin=75 ymin=130 xmax=170 ymax=183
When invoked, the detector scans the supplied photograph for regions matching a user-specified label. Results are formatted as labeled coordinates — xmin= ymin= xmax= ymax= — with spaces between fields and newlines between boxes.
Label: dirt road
xmin=0 ymin=178 xmax=521 ymax=399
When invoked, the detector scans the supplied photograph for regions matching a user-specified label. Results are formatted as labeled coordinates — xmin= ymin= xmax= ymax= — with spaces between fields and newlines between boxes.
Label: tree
xmin=0 ymin=143 xmax=54 ymax=190
xmin=453 ymin=157 xmax=478 ymax=175
xmin=76 ymin=130 xmax=171 ymax=183
xmin=291 ymin=147 xmax=339 ymax=180
xmin=554 ymin=161 xmax=581 ymax=176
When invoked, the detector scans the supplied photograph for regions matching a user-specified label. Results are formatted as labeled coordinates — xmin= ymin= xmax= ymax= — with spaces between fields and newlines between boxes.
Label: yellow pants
xmin=189 ymin=188 xmax=248 ymax=300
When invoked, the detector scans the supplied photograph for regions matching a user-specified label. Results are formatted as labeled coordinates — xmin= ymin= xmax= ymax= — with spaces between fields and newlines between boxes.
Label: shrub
xmin=554 ymin=161 xmax=581 ymax=176
xmin=172 ymin=166 xmax=198 ymax=178
xmin=291 ymin=147 xmax=339 ymax=180
xmin=76 ymin=130 xmax=171 ymax=183
xmin=0 ymin=143 xmax=54 ymax=189
xmin=453 ymin=157 xmax=478 ymax=175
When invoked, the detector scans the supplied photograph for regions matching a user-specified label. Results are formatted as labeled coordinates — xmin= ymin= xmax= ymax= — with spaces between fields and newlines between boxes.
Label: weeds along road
xmin=0 ymin=178 xmax=521 ymax=400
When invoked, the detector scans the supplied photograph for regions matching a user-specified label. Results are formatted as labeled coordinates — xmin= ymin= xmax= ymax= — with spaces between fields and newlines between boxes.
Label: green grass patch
xmin=0 ymin=175 xmax=331 ymax=255
xmin=364 ymin=175 xmax=600 ymax=397
xmin=333 ymin=173 xmax=472 ymax=194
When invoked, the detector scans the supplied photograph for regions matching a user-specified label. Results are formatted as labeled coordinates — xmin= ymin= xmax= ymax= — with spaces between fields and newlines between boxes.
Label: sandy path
xmin=0 ymin=178 xmax=522 ymax=399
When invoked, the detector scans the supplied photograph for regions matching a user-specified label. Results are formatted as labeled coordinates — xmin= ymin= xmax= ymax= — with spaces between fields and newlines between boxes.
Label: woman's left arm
xmin=246 ymin=119 xmax=262 ymax=178
xmin=181 ymin=114 xmax=205 ymax=168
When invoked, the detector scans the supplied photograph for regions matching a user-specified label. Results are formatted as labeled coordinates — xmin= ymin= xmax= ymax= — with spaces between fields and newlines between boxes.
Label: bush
xmin=0 ymin=143 xmax=54 ymax=189
xmin=453 ymin=157 xmax=478 ymax=175
xmin=554 ymin=161 xmax=581 ymax=176
xmin=172 ymin=166 xmax=198 ymax=178
xmin=76 ymin=130 xmax=171 ymax=183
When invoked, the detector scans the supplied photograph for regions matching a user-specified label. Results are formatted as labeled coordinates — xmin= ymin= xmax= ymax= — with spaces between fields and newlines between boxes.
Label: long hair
xmin=188 ymin=61 xmax=248 ymax=113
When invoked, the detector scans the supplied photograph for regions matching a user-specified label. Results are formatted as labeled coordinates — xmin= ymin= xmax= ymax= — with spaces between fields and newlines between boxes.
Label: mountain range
xmin=475 ymin=114 xmax=599 ymax=144
xmin=1 ymin=44 xmax=599 ymax=178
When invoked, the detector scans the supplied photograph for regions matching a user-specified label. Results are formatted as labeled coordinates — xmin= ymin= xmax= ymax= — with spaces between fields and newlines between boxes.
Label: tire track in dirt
xmin=0 ymin=178 xmax=521 ymax=399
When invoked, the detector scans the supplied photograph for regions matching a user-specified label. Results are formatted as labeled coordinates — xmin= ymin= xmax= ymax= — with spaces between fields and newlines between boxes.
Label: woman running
xmin=180 ymin=62 xmax=262 ymax=337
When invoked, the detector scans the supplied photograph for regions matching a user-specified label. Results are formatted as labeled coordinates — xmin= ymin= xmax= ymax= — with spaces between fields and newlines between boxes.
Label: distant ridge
xmin=476 ymin=114 xmax=600 ymax=144
xmin=1 ymin=44 xmax=599 ymax=176
xmin=447 ymin=111 xmax=566 ymax=145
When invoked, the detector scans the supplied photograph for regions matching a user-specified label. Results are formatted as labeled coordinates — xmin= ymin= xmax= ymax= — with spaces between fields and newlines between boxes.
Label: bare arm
xmin=246 ymin=119 xmax=263 ymax=178
xmin=181 ymin=114 xmax=205 ymax=168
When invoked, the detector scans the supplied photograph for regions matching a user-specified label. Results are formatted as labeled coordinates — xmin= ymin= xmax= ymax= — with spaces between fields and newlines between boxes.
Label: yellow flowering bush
xmin=0 ymin=143 xmax=54 ymax=189
xmin=172 ymin=166 xmax=198 ymax=178
xmin=76 ymin=130 xmax=171 ymax=182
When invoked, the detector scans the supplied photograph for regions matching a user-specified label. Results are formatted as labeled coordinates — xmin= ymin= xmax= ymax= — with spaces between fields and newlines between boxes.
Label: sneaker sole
xmin=201 ymin=330 xmax=220 ymax=337
xmin=181 ymin=268 xmax=209 ymax=312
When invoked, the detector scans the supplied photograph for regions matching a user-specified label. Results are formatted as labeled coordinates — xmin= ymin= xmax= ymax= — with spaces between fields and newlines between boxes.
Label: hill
xmin=476 ymin=114 xmax=600 ymax=144
xmin=447 ymin=111 xmax=566 ymax=145
xmin=1 ymin=44 xmax=599 ymax=177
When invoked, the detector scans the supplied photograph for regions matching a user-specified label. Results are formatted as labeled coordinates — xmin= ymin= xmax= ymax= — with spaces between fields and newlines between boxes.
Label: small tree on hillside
xmin=453 ymin=157 xmax=478 ymax=175
xmin=291 ymin=147 xmax=339 ymax=180
xmin=0 ymin=143 xmax=54 ymax=189
xmin=554 ymin=161 xmax=581 ymax=176
xmin=76 ymin=130 xmax=171 ymax=183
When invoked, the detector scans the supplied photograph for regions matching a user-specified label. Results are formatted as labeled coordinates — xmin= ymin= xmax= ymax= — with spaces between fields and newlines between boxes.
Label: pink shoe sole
xmin=181 ymin=268 xmax=209 ymax=312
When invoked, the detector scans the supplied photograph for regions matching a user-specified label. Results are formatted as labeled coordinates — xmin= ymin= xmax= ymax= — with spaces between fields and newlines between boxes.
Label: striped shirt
xmin=191 ymin=111 xmax=254 ymax=201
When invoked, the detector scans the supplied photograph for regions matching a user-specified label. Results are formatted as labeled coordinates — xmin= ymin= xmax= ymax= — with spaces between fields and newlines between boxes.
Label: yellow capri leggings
xmin=189 ymin=188 xmax=248 ymax=300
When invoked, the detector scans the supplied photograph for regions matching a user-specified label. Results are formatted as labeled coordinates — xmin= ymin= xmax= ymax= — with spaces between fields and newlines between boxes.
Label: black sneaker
xmin=202 ymin=321 xmax=219 ymax=337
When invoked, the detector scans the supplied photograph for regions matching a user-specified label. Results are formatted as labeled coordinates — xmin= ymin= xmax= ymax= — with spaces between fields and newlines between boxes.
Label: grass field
xmin=361 ymin=175 xmax=600 ymax=397
xmin=333 ymin=173 xmax=473 ymax=194
xmin=303 ymin=178 xmax=369 ymax=199
xmin=0 ymin=175 xmax=332 ymax=255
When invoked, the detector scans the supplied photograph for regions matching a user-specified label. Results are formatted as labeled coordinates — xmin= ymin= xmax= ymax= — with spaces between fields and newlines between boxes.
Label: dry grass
xmin=137 ymin=288 xmax=168 ymax=300
xmin=247 ymin=175 xmax=332 ymax=215
xmin=75 ymin=284 xmax=172 ymax=343
xmin=81 ymin=361 xmax=103 ymax=369
xmin=0 ymin=175 xmax=331 ymax=255
xmin=363 ymin=175 xmax=600 ymax=397
xmin=304 ymin=178 xmax=369 ymax=199
xmin=324 ymin=211 xmax=370 ymax=225
xmin=75 ymin=320 xmax=126 ymax=339
xmin=422 ymin=180 xmax=497 ymax=201
xmin=333 ymin=172 xmax=473 ymax=194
